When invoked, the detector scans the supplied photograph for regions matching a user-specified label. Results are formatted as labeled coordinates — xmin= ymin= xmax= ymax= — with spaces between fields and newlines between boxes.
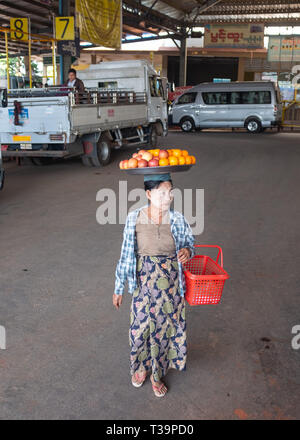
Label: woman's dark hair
xmin=144 ymin=179 xmax=173 ymax=191
xmin=68 ymin=68 xmax=77 ymax=76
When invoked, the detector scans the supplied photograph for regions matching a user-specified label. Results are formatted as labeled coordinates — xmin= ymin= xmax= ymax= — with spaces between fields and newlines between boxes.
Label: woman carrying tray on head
xmin=113 ymin=172 xmax=195 ymax=397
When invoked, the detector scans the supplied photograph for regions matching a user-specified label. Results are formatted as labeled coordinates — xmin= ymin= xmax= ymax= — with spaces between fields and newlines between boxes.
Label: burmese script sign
xmin=204 ymin=24 xmax=264 ymax=49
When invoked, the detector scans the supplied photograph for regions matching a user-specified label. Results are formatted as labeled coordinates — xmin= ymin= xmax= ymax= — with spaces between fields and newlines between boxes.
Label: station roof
xmin=140 ymin=0 xmax=300 ymax=23
xmin=1 ymin=0 xmax=300 ymax=56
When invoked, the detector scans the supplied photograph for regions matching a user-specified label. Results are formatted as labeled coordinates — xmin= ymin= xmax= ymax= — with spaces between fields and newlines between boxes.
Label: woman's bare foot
xmin=150 ymin=374 xmax=168 ymax=397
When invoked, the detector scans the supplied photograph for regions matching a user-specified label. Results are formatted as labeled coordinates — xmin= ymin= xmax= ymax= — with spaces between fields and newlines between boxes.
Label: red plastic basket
xmin=183 ymin=245 xmax=230 ymax=305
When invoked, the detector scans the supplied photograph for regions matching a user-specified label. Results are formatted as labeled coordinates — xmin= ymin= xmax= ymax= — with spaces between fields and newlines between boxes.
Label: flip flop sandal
xmin=131 ymin=371 xmax=147 ymax=388
xmin=151 ymin=376 xmax=168 ymax=397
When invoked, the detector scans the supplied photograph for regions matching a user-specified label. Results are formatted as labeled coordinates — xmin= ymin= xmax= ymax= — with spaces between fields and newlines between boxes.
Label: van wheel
xmin=180 ymin=117 xmax=195 ymax=132
xmin=245 ymin=118 xmax=262 ymax=133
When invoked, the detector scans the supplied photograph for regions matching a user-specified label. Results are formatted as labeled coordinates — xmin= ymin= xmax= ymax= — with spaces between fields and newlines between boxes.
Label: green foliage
xmin=0 ymin=56 xmax=24 ymax=76
xmin=0 ymin=56 xmax=42 ymax=81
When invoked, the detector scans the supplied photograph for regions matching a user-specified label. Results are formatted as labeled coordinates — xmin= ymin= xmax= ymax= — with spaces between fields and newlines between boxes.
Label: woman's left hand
xmin=177 ymin=248 xmax=191 ymax=264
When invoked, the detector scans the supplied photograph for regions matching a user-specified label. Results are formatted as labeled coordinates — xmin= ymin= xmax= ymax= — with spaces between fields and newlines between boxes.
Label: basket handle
xmin=194 ymin=245 xmax=223 ymax=268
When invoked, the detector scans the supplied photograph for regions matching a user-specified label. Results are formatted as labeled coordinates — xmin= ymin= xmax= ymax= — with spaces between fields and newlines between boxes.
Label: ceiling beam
xmin=122 ymin=33 xmax=178 ymax=43
xmin=0 ymin=1 xmax=51 ymax=22
xmin=0 ymin=10 xmax=47 ymax=27
xmin=18 ymin=0 xmax=53 ymax=9
xmin=195 ymin=0 xmax=224 ymax=14
xmin=123 ymin=0 xmax=182 ymax=30
xmin=158 ymin=0 xmax=189 ymax=13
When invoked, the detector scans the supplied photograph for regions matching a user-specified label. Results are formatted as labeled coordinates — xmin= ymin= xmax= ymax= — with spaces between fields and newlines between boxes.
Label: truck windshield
xmin=0 ymin=88 xmax=7 ymax=107
xmin=149 ymin=77 xmax=164 ymax=98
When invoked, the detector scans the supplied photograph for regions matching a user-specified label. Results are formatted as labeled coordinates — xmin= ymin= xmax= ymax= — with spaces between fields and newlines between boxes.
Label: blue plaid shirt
xmin=115 ymin=205 xmax=195 ymax=297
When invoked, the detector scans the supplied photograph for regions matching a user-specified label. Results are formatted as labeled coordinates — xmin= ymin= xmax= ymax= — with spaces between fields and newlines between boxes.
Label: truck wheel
xmin=180 ymin=117 xmax=195 ymax=132
xmin=245 ymin=118 xmax=262 ymax=133
xmin=148 ymin=124 xmax=158 ymax=148
xmin=30 ymin=157 xmax=54 ymax=166
xmin=81 ymin=155 xmax=93 ymax=167
xmin=0 ymin=169 xmax=5 ymax=190
xmin=90 ymin=135 xmax=112 ymax=167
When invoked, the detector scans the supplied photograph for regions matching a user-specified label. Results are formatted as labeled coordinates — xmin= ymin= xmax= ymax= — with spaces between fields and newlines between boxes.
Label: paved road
xmin=0 ymin=129 xmax=299 ymax=419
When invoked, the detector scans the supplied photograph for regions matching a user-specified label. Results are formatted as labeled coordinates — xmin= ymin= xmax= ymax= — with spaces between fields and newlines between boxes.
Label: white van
xmin=0 ymin=88 xmax=6 ymax=189
xmin=170 ymin=81 xmax=281 ymax=133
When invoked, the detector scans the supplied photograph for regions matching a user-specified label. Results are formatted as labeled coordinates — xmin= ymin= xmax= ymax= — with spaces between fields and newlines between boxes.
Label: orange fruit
xmin=167 ymin=149 xmax=173 ymax=156
xmin=168 ymin=155 xmax=179 ymax=166
xmin=178 ymin=156 xmax=186 ymax=165
xmin=185 ymin=155 xmax=192 ymax=165
xmin=153 ymin=149 xmax=160 ymax=157
xmin=159 ymin=158 xmax=169 ymax=167
xmin=181 ymin=150 xmax=189 ymax=157
xmin=190 ymin=155 xmax=196 ymax=164
xmin=173 ymin=149 xmax=181 ymax=158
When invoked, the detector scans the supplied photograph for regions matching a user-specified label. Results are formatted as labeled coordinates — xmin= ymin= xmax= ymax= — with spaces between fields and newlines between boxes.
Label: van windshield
xmin=176 ymin=92 xmax=197 ymax=105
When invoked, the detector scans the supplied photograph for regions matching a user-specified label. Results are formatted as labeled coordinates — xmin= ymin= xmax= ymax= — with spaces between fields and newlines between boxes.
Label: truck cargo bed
xmin=0 ymin=88 xmax=148 ymax=145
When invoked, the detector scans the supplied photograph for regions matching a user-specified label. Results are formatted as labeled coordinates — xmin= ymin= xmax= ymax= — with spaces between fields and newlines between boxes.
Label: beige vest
xmin=135 ymin=208 xmax=176 ymax=256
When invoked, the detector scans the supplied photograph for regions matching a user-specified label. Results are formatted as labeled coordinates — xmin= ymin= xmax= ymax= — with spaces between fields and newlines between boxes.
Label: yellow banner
xmin=76 ymin=0 xmax=121 ymax=49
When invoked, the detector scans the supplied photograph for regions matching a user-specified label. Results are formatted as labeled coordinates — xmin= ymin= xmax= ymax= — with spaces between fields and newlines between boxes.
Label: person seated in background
xmin=65 ymin=68 xmax=85 ymax=93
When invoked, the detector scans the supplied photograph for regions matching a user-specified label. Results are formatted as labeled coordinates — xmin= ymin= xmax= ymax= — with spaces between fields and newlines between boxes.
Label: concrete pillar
xmin=238 ymin=57 xmax=246 ymax=81
xmin=179 ymin=36 xmax=187 ymax=86
xmin=43 ymin=64 xmax=47 ymax=85
xmin=162 ymin=54 xmax=168 ymax=78
xmin=24 ymin=56 xmax=29 ymax=76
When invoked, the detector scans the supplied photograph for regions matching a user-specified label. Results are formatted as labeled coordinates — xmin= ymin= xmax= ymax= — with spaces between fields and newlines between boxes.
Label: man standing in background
xmin=65 ymin=68 xmax=85 ymax=93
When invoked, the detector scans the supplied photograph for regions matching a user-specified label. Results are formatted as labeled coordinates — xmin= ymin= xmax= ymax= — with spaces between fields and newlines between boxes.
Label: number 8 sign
xmin=55 ymin=16 xmax=75 ymax=40
xmin=10 ymin=18 xmax=29 ymax=41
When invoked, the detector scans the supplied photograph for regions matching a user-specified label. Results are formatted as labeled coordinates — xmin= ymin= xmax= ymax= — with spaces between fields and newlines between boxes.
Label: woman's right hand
xmin=113 ymin=294 xmax=123 ymax=310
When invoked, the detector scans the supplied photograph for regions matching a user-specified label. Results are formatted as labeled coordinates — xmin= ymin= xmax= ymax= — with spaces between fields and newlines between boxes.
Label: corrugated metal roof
xmin=141 ymin=0 xmax=199 ymax=20
xmin=1 ymin=0 xmax=300 ymax=55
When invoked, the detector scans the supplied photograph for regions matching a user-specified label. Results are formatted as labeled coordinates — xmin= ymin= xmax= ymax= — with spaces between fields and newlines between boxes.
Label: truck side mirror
xmin=0 ymin=89 xmax=7 ymax=108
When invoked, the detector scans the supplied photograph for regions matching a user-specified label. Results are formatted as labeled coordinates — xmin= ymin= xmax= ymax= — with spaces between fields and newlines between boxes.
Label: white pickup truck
xmin=0 ymin=60 xmax=168 ymax=167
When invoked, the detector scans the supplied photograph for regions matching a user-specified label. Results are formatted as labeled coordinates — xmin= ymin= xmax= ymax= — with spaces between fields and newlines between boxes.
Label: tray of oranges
xmin=119 ymin=148 xmax=196 ymax=174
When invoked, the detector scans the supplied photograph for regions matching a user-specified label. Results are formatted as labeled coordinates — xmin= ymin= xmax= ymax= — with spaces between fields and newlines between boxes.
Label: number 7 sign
xmin=55 ymin=16 xmax=75 ymax=40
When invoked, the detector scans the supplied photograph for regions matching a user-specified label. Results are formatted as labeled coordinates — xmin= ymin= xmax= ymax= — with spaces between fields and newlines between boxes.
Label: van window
xmin=202 ymin=92 xmax=228 ymax=105
xmin=176 ymin=92 xmax=197 ymax=105
xmin=202 ymin=90 xmax=272 ymax=105
xmin=229 ymin=91 xmax=271 ymax=105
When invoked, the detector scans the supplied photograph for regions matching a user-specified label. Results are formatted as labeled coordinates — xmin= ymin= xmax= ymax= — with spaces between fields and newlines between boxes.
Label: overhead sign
xmin=55 ymin=16 xmax=75 ymax=40
xmin=57 ymin=27 xmax=80 ymax=57
xmin=75 ymin=0 xmax=122 ymax=49
xmin=204 ymin=24 xmax=264 ymax=49
xmin=10 ymin=18 xmax=29 ymax=41
xmin=268 ymin=35 xmax=300 ymax=62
